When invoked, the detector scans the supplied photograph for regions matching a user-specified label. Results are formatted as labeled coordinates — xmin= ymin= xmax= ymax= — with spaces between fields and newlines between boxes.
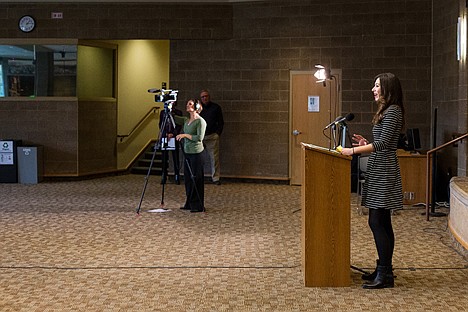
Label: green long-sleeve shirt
xmin=174 ymin=115 xmax=207 ymax=154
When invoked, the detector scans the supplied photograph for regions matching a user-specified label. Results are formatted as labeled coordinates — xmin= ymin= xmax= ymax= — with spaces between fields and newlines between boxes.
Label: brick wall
xmin=431 ymin=0 xmax=467 ymax=198
xmin=0 ymin=3 xmax=232 ymax=40
xmin=0 ymin=99 xmax=117 ymax=176
xmin=0 ymin=99 xmax=79 ymax=175
xmin=0 ymin=0 xmax=441 ymax=180
xmin=171 ymin=0 xmax=433 ymax=178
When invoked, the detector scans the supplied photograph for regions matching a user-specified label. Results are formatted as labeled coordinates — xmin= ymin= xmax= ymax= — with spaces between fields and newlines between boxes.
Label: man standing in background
xmin=199 ymin=89 xmax=224 ymax=185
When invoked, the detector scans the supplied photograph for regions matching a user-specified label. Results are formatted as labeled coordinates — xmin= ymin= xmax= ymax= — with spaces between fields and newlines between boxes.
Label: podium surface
xmin=301 ymin=143 xmax=351 ymax=287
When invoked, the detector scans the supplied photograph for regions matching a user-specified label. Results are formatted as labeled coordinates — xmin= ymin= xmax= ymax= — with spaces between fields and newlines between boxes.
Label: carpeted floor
xmin=0 ymin=174 xmax=467 ymax=311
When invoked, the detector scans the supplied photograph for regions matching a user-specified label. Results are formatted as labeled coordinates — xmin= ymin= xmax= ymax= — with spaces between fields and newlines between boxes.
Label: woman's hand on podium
xmin=338 ymin=145 xmax=355 ymax=156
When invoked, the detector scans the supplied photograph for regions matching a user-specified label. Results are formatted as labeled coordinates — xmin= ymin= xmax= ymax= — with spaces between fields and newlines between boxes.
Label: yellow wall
xmin=111 ymin=40 xmax=170 ymax=169
xmin=77 ymin=45 xmax=114 ymax=98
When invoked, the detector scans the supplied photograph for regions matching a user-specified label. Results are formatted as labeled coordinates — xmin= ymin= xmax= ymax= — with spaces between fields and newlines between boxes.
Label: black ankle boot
xmin=362 ymin=265 xmax=394 ymax=289
xmin=362 ymin=259 xmax=379 ymax=281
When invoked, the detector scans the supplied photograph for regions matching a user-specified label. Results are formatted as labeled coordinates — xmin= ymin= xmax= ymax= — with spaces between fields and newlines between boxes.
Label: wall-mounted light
xmin=314 ymin=64 xmax=331 ymax=86
xmin=457 ymin=14 xmax=466 ymax=62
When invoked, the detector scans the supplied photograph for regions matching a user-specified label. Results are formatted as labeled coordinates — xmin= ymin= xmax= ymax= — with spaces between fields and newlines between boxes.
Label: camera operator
xmin=175 ymin=99 xmax=207 ymax=213
xmin=159 ymin=101 xmax=183 ymax=185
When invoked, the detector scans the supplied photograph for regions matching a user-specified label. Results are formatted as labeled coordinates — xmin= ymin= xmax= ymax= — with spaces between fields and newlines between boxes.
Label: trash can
xmin=17 ymin=145 xmax=44 ymax=184
xmin=0 ymin=139 xmax=22 ymax=183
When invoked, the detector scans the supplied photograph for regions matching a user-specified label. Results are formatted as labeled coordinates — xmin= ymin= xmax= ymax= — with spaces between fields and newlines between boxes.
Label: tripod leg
xmin=173 ymin=146 xmax=181 ymax=185
xmin=136 ymin=144 xmax=159 ymax=214
xmin=161 ymin=150 xmax=167 ymax=184
xmin=159 ymin=149 xmax=168 ymax=209
xmin=160 ymin=181 xmax=166 ymax=208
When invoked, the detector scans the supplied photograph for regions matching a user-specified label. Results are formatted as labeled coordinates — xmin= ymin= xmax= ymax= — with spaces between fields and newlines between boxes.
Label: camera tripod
xmin=135 ymin=103 xmax=204 ymax=214
xmin=136 ymin=103 xmax=177 ymax=214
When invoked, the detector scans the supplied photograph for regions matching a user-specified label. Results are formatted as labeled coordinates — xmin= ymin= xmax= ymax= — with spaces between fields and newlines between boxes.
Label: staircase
xmin=131 ymin=143 xmax=164 ymax=176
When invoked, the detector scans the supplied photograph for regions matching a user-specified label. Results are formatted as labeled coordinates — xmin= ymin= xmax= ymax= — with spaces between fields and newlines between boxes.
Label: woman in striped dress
xmin=340 ymin=73 xmax=405 ymax=289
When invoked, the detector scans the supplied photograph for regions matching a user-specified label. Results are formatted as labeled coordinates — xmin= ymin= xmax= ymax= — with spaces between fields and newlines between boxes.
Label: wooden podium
xmin=301 ymin=143 xmax=351 ymax=287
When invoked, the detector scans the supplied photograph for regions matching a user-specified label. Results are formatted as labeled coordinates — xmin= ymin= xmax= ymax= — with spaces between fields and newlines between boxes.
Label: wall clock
xmin=18 ymin=15 xmax=36 ymax=33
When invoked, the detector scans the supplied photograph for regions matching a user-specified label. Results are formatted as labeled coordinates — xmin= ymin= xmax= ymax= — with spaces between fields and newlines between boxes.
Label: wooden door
xmin=289 ymin=70 xmax=341 ymax=185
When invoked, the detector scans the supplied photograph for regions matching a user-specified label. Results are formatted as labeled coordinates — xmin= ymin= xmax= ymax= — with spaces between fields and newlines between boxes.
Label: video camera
xmin=148 ymin=88 xmax=179 ymax=111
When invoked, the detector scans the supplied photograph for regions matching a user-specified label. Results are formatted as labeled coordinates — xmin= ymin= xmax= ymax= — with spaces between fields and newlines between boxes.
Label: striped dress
xmin=362 ymin=105 xmax=403 ymax=210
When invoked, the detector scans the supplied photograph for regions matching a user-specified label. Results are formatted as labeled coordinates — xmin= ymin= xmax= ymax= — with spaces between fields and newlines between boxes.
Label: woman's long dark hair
xmin=372 ymin=72 xmax=405 ymax=130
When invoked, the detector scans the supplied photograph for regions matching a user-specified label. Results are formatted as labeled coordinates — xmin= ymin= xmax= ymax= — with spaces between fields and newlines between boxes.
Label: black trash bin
xmin=0 ymin=139 xmax=22 ymax=183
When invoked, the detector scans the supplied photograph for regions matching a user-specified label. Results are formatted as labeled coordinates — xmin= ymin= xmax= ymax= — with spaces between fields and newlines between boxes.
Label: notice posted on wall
xmin=308 ymin=96 xmax=319 ymax=112
xmin=0 ymin=141 xmax=14 ymax=165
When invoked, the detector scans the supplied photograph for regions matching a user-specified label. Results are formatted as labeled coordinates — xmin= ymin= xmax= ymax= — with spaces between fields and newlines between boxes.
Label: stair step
xmin=143 ymin=151 xmax=163 ymax=160
xmin=131 ymin=166 xmax=163 ymax=175
xmin=137 ymin=159 xmax=163 ymax=166
xmin=131 ymin=143 xmax=166 ymax=175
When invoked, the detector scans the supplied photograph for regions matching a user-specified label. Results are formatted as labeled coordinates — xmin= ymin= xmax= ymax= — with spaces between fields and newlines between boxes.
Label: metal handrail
xmin=117 ymin=106 xmax=160 ymax=143
xmin=425 ymin=132 xmax=468 ymax=220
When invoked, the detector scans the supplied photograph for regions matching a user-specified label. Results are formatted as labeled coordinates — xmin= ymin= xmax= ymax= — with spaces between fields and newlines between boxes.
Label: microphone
xmin=324 ymin=113 xmax=355 ymax=130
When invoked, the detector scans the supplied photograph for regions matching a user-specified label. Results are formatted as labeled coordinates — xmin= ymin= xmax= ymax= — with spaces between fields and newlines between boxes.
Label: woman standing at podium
xmin=340 ymin=73 xmax=404 ymax=289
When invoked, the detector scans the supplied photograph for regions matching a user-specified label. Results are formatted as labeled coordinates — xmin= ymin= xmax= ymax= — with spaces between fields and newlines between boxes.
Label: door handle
xmin=292 ymin=130 xmax=301 ymax=136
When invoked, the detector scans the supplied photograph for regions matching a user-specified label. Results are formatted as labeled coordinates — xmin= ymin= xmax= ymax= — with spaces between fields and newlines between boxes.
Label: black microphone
xmin=324 ymin=113 xmax=355 ymax=130
xmin=148 ymin=88 xmax=162 ymax=93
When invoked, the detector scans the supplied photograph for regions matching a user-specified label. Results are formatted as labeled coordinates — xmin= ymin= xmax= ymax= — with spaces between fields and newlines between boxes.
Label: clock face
xmin=19 ymin=15 xmax=36 ymax=33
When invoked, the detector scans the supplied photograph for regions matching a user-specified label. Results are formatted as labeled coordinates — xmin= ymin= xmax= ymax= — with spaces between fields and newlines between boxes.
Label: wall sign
xmin=308 ymin=95 xmax=320 ymax=112
xmin=0 ymin=140 xmax=14 ymax=165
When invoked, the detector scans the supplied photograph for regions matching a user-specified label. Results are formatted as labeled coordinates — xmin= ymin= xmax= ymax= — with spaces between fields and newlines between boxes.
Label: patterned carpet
xmin=0 ymin=174 xmax=467 ymax=311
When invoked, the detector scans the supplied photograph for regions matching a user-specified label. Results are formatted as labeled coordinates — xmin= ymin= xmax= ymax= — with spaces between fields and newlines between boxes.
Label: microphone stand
xmin=337 ymin=122 xmax=371 ymax=275
xmin=339 ymin=123 xmax=351 ymax=148
xmin=329 ymin=125 xmax=339 ymax=150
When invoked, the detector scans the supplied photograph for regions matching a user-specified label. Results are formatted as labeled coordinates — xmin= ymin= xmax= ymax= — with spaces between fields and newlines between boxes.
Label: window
xmin=0 ymin=64 xmax=4 ymax=97
xmin=0 ymin=44 xmax=77 ymax=97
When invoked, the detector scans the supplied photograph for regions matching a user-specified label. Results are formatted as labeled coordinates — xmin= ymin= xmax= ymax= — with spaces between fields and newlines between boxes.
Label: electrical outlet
xmin=404 ymin=192 xmax=415 ymax=200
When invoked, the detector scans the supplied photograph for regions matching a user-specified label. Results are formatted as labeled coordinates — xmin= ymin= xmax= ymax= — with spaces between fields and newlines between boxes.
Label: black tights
xmin=368 ymin=209 xmax=395 ymax=266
